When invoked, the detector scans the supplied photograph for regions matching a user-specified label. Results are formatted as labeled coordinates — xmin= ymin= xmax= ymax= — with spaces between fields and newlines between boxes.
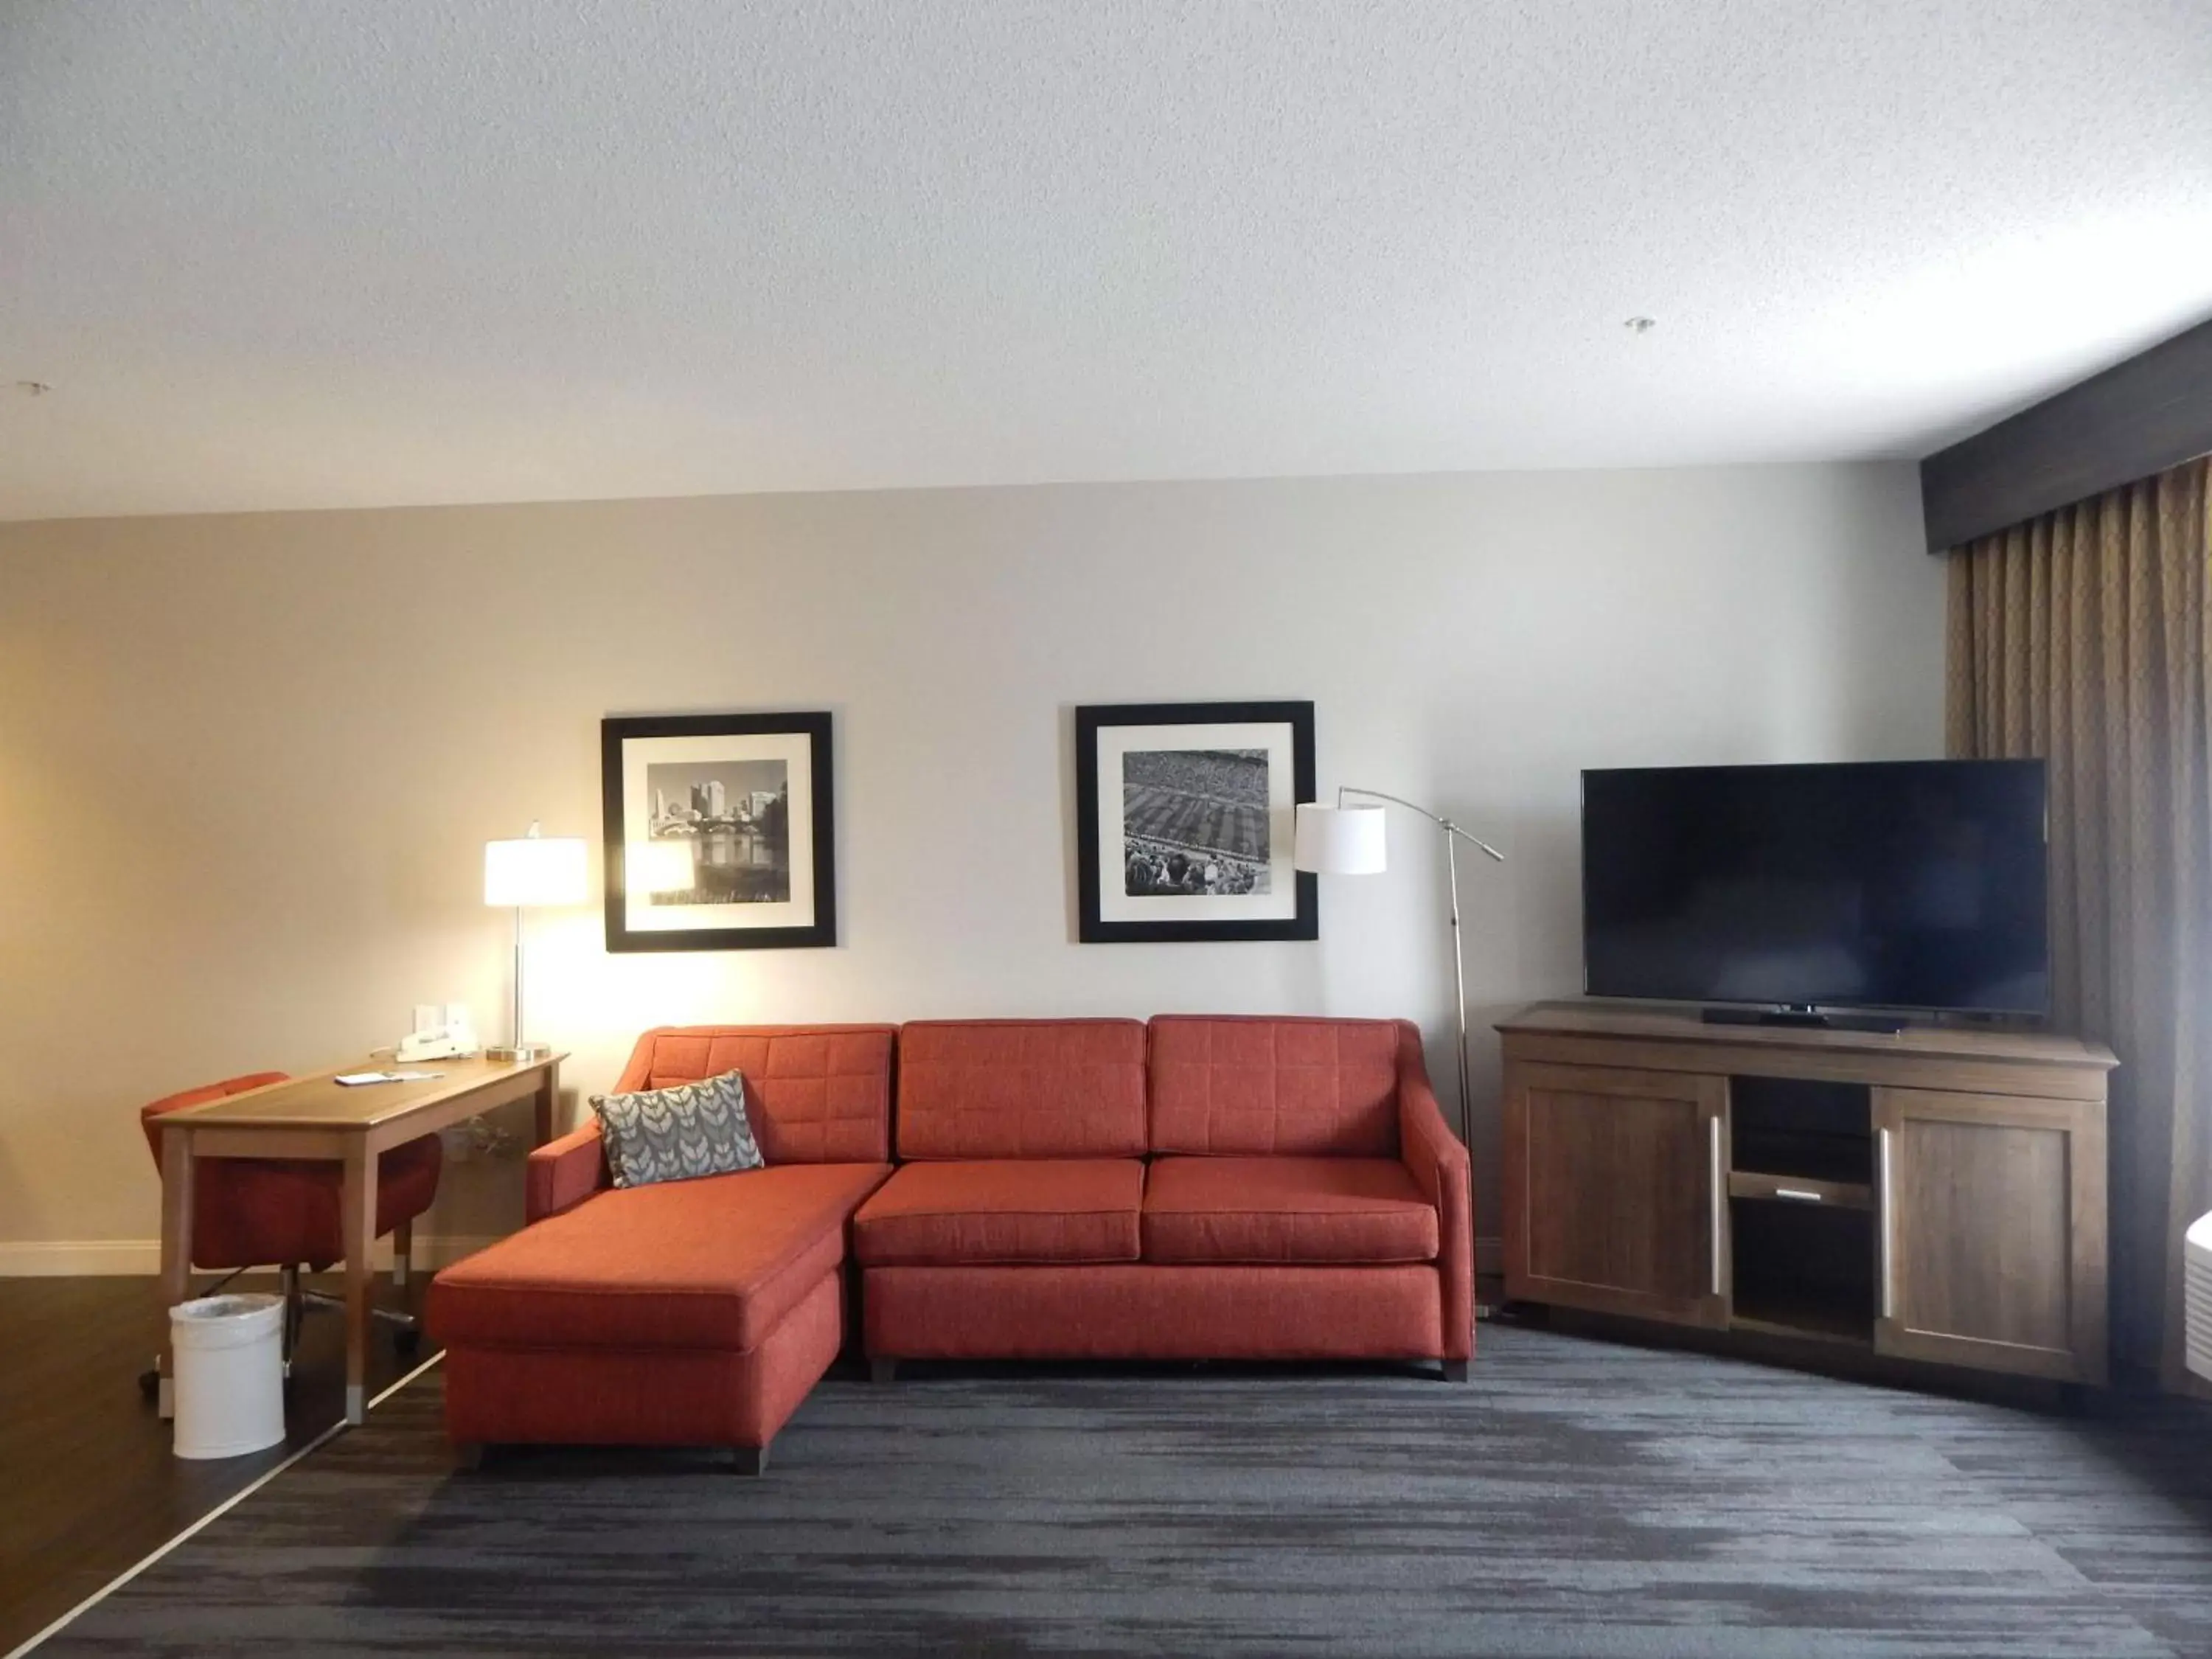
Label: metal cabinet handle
xmin=1877 ymin=1126 xmax=1895 ymax=1320
xmin=1709 ymin=1113 xmax=1725 ymax=1298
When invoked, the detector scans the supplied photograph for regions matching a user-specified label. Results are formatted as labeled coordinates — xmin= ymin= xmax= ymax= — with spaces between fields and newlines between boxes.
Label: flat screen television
xmin=1581 ymin=759 xmax=2049 ymax=1018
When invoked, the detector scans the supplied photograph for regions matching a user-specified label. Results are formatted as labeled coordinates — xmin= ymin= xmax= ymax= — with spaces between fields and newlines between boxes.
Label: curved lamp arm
xmin=1318 ymin=785 xmax=1503 ymax=1155
xmin=1335 ymin=786 xmax=1505 ymax=863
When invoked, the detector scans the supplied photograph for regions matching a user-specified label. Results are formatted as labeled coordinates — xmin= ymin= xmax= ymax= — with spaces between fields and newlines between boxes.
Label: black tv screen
xmin=1582 ymin=760 xmax=2049 ymax=1015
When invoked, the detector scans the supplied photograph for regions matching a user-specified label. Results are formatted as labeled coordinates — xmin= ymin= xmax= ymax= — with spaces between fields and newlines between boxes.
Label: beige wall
xmin=0 ymin=466 xmax=1943 ymax=1265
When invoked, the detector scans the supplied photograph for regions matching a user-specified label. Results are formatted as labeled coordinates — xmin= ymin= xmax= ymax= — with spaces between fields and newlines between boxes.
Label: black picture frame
xmin=602 ymin=711 xmax=838 ymax=952
xmin=1076 ymin=700 xmax=1318 ymax=944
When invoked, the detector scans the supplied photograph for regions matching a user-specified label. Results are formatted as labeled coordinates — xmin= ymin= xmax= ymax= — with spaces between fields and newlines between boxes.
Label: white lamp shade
xmin=484 ymin=834 xmax=588 ymax=908
xmin=1294 ymin=802 xmax=1388 ymax=874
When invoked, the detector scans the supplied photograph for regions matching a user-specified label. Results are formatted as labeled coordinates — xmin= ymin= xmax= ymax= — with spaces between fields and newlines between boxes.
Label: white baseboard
xmin=0 ymin=1239 xmax=164 ymax=1276
xmin=0 ymin=1235 xmax=503 ymax=1276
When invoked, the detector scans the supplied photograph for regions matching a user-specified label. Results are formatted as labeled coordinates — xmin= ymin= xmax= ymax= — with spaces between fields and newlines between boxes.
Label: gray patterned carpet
xmin=41 ymin=1326 xmax=2212 ymax=1657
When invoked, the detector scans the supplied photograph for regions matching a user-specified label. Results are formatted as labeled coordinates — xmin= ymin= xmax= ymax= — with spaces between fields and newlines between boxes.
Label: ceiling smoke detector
xmin=1623 ymin=317 xmax=1657 ymax=335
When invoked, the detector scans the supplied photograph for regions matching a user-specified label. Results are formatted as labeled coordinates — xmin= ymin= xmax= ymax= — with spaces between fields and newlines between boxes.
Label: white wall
xmin=0 ymin=465 xmax=1944 ymax=1265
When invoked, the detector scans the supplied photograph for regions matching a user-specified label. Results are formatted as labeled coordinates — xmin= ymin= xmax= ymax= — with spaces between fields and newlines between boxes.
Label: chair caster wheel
xmin=137 ymin=1367 xmax=160 ymax=1400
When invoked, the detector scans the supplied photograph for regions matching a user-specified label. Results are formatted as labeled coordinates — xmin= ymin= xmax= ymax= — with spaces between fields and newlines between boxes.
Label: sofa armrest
xmin=526 ymin=1119 xmax=609 ymax=1222
xmin=1396 ymin=1022 xmax=1475 ymax=1363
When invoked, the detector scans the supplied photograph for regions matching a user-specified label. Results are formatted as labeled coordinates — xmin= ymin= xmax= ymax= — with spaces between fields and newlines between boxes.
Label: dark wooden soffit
xmin=1919 ymin=314 xmax=2212 ymax=553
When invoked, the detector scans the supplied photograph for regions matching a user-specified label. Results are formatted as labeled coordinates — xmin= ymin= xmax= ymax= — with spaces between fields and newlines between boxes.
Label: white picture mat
xmin=1096 ymin=720 xmax=1299 ymax=923
xmin=622 ymin=731 xmax=815 ymax=932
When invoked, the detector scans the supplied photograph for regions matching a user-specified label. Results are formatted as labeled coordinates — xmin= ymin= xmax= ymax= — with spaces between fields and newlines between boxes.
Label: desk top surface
xmin=160 ymin=1054 xmax=565 ymax=1132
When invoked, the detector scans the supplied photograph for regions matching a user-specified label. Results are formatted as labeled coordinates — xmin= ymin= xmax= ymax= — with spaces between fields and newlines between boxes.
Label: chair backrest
xmin=1147 ymin=1015 xmax=1402 ymax=1156
xmin=613 ymin=1025 xmax=894 ymax=1164
xmin=139 ymin=1072 xmax=291 ymax=1167
xmin=896 ymin=1019 xmax=1148 ymax=1159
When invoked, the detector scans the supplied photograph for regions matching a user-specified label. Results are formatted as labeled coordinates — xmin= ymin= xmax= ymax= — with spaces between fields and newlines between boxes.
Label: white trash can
xmin=170 ymin=1293 xmax=286 ymax=1459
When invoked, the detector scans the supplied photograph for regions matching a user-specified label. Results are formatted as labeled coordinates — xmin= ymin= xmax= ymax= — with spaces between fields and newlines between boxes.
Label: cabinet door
xmin=1503 ymin=1061 xmax=1728 ymax=1328
xmin=1873 ymin=1088 xmax=2107 ymax=1384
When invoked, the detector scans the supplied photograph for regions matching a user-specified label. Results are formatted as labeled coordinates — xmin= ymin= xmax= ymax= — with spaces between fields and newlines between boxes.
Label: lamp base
xmin=486 ymin=1043 xmax=554 ymax=1064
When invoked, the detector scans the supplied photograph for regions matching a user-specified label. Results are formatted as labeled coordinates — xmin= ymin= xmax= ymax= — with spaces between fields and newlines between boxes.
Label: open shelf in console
xmin=1727 ymin=1074 xmax=1877 ymax=1346
xmin=1729 ymin=1196 xmax=1876 ymax=1347
xmin=1730 ymin=1075 xmax=1872 ymax=1187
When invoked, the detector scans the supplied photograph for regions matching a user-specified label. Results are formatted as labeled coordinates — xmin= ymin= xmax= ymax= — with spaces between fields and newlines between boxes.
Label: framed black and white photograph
xmin=602 ymin=711 xmax=836 ymax=951
xmin=1075 ymin=700 xmax=1316 ymax=943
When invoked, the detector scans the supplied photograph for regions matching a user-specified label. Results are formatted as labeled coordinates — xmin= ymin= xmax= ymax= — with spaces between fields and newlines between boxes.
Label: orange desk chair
xmin=137 ymin=1072 xmax=444 ymax=1391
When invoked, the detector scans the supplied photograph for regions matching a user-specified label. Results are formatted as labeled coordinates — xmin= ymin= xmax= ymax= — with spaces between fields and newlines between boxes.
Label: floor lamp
xmin=1293 ymin=788 xmax=1504 ymax=1146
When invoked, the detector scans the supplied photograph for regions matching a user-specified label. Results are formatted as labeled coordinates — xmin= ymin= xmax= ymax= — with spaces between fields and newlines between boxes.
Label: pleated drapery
xmin=1946 ymin=456 xmax=2212 ymax=1385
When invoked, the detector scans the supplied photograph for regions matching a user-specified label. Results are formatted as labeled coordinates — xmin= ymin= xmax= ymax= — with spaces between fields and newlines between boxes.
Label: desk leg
xmin=156 ymin=1126 xmax=195 ymax=1420
xmin=341 ymin=1144 xmax=376 ymax=1425
xmin=533 ymin=1060 xmax=560 ymax=1146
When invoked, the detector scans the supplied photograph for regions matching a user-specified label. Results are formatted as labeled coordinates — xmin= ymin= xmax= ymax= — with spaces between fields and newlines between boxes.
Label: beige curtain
xmin=1946 ymin=455 xmax=2212 ymax=1385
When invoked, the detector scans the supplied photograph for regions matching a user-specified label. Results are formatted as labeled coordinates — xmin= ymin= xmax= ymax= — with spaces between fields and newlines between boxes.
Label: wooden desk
xmin=156 ymin=1054 xmax=564 ymax=1424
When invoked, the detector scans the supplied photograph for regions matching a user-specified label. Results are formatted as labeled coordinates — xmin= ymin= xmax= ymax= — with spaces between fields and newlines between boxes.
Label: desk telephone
xmin=395 ymin=1004 xmax=479 ymax=1062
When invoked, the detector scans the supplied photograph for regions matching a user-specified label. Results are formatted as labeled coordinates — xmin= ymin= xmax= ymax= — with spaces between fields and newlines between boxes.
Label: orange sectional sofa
xmin=427 ymin=1024 xmax=897 ymax=1474
xmin=428 ymin=1014 xmax=1472 ymax=1474
xmin=858 ymin=1016 xmax=1473 ymax=1378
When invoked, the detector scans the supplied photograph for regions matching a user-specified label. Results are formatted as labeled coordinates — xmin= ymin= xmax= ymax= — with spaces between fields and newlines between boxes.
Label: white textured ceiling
xmin=4 ymin=1 xmax=2211 ymax=522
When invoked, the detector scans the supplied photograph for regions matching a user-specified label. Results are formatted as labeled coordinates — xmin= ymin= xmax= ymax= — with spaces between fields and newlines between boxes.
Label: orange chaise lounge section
xmin=426 ymin=1025 xmax=895 ymax=1474
xmin=855 ymin=1015 xmax=1474 ymax=1379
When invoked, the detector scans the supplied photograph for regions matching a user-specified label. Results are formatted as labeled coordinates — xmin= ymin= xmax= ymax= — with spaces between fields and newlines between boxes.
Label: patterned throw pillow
xmin=591 ymin=1071 xmax=764 ymax=1189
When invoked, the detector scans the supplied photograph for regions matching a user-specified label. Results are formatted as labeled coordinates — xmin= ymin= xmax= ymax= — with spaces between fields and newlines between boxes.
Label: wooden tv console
xmin=1498 ymin=1002 xmax=2117 ymax=1385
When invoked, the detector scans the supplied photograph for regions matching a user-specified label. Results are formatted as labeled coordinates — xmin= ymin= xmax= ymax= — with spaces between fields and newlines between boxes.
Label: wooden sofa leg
xmin=1441 ymin=1360 xmax=1470 ymax=1382
xmin=870 ymin=1357 xmax=897 ymax=1385
xmin=730 ymin=1443 xmax=769 ymax=1476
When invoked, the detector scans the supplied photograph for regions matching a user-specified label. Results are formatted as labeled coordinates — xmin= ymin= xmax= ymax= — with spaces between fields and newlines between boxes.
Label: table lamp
xmin=483 ymin=821 xmax=588 ymax=1062
xmin=1294 ymin=788 xmax=1504 ymax=1145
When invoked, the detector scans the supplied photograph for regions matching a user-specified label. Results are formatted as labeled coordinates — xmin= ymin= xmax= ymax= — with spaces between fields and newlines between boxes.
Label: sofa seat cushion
xmin=853 ymin=1159 xmax=1144 ymax=1265
xmin=430 ymin=1161 xmax=891 ymax=1352
xmin=1141 ymin=1156 xmax=1439 ymax=1265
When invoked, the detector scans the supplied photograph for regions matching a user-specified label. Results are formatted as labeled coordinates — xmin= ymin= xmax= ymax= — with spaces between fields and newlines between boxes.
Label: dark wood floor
xmin=0 ymin=1273 xmax=436 ymax=1655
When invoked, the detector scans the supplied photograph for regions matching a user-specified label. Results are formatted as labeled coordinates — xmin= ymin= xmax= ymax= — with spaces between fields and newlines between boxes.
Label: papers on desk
xmin=334 ymin=1070 xmax=445 ymax=1086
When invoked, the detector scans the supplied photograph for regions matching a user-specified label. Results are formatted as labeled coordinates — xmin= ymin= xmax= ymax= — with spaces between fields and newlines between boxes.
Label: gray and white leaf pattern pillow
xmin=591 ymin=1070 xmax=764 ymax=1189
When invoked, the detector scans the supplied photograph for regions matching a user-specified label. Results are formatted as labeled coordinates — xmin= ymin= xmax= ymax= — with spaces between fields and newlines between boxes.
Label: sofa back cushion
xmin=614 ymin=1025 xmax=894 ymax=1164
xmin=1148 ymin=1015 xmax=1402 ymax=1156
xmin=897 ymin=1019 xmax=1148 ymax=1159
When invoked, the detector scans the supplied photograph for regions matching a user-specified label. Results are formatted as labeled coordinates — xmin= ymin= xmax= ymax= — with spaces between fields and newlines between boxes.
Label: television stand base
xmin=1700 ymin=1006 xmax=1907 ymax=1035
xmin=1500 ymin=1001 xmax=2115 ymax=1391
